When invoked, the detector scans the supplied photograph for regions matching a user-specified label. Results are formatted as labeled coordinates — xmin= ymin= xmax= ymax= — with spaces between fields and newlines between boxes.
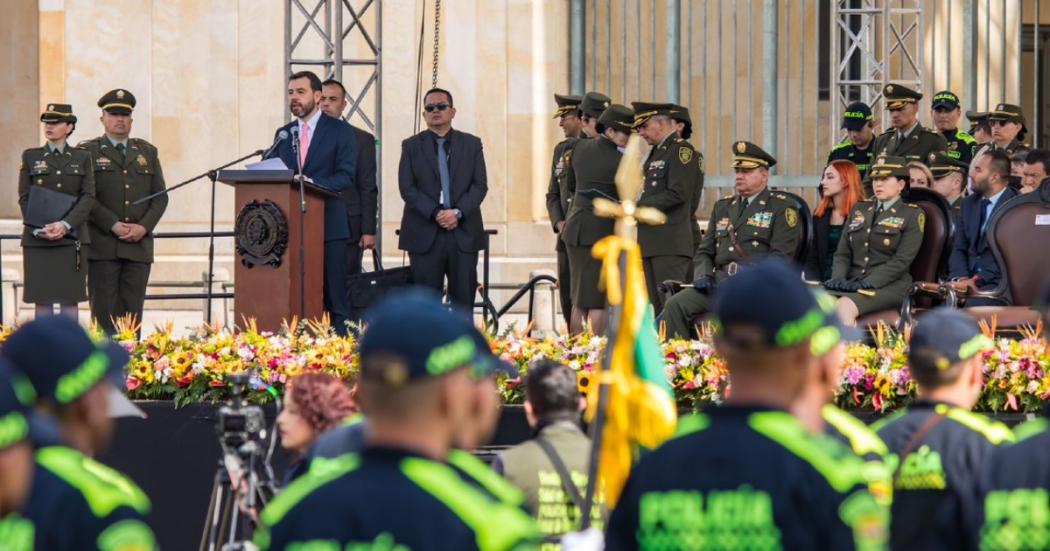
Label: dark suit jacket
xmin=397 ymin=129 xmax=488 ymax=253
xmin=803 ymin=209 xmax=835 ymax=281
xmin=266 ymin=113 xmax=356 ymax=241
xmin=343 ymin=125 xmax=378 ymax=241
xmin=948 ymin=186 xmax=1018 ymax=287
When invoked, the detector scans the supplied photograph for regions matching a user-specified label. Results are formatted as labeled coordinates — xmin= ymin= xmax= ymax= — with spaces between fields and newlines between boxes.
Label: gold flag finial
xmin=595 ymin=135 xmax=666 ymax=240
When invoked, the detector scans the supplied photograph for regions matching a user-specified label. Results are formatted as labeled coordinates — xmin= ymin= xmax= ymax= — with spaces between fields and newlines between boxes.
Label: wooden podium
xmin=217 ymin=170 xmax=337 ymax=331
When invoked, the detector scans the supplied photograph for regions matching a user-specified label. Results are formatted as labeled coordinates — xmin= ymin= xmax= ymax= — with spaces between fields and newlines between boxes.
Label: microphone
xmin=260 ymin=129 xmax=289 ymax=159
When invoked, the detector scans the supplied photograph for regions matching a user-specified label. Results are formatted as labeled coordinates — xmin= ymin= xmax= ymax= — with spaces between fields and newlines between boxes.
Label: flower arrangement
xmin=0 ymin=317 xmax=1045 ymax=413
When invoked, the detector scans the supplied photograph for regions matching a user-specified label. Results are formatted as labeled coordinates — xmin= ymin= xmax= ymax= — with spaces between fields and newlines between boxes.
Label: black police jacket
xmin=976 ymin=413 xmax=1050 ymax=550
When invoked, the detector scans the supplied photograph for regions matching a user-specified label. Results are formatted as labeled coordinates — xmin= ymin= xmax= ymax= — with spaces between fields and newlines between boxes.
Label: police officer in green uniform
xmin=929 ymin=91 xmax=977 ymax=166
xmin=977 ymin=103 xmax=1031 ymax=162
xmin=824 ymin=155 xmax=925 ymax=325
xmin=872 ymin=83 xmax=948 ymax=169
xmin=828 ymin=101 xmax=877 ymax=180
xmin=18 ymin=104 xmax=96 ymax=319
xmin=632 ymin=102 xmax=701 ymax=315
xmin=607 ymin=259 xmax=888 ymax=550
xmin=658 ymin=141 xmax=802 ymax=340
xmin=928 ymin=150 xmax=968 ymax=219
xmin=561 ymin=104 xmax=634 ymax=335
xmin=495 ymin=361 xmax=603 ymax=547
xmin=872 ymin=308 xmax=1012 ymax=551
xmin=546 ymin=94 xmax=584 ymax=328
xmin=967 ymin=110 xmax=992 ymax=146
xmin=79 ymin=89 xmax=168 ymax=334
xmin=670 ymin=105 xmax=705 ymax=280
xmin=0 ymin=316 xmax=157 ymax=550
xmin=255 ymin=291 xmax=538 ymax=550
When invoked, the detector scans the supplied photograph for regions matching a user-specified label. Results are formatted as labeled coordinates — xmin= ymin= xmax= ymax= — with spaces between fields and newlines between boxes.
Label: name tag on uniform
xmin=879 ymin=217 xmax=905 ymax=229
xmin=96 ymin=157 xmax=112 ymax=168
xmin=746 ymin=211 xmax=773 ymax=229
xmin=716 ymin=218 xmax=729 ymax=231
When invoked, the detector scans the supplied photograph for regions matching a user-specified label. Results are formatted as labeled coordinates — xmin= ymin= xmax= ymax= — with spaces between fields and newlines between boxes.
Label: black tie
xmin=115 ymin=143 xmax=126 ymax=162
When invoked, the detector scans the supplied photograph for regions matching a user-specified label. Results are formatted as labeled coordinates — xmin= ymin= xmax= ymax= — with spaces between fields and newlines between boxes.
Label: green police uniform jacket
xmin=18 ymin=146 xmax=96 ymax=248
xmin=689 ymin=147 xmax=706 ymax=253
xmin=77 ymin=136 xmax=168 ymax=263
xmin=941 ymin=129 xmax=978 ymax=165
xmin=637 ymin=132 xmax=700 ymax=258
xmin=693 ymin=188 xmax=802 ymax=280
xmin=832 ymin=198 xmax=924 ymax=288
xmin=545 ymin=138 xmax=580 ymax=238
xmin=827 ymin=140 xmax=875 ymax=179
xmin=872 ymin=123 xmax=949 ymax=164
xmin=976 ymin=139 xmax=1031 ymax=161
xmin=560 ymin=136 xmax=622 ymax=247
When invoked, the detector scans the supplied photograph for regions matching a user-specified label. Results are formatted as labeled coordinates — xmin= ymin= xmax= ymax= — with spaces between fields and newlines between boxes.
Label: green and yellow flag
xmin=587 ymin=235 xmax=677 ymax=506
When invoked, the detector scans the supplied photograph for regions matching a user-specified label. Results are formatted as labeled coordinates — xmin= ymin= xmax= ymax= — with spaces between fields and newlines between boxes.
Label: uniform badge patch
xmin=679 ymin=147 xmax=693 ymax=165
xmin=136 ymin=154 xmax=147 ymax=166
xmin=785 ymin=208 xmax=798 ymax=228
xmin=918 ymin=212 xmax=926 ymax=232
xmin=746 ymin=211 xmax=773 ymax=229
xmin=716 ymin=217 xmax=729 ymax=231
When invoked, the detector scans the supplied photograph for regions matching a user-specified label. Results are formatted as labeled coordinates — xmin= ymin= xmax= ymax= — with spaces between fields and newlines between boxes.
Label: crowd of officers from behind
xmin=546 ymin=83 xmax=1048 ymax=339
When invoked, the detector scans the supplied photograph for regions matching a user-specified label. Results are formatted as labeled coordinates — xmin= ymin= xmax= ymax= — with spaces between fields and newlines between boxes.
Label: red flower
xmin=176 ymin=374 xmax=195 ymax=388
xmin=126 ymin=377 xmax=141 ymax=391
xmin=209 ymin=379 xmax=225 ymax=388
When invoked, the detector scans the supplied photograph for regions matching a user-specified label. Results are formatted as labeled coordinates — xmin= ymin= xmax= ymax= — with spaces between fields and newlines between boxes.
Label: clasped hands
xmin=111 ymin=222 xmax=147 ymax=242
xmin=36 ymin=222 xmax=68 ymax=241
xmin=435 ymin=209 xmax=459 ymax=231
xmin=823 ymin=278 xmax=874 ymax=292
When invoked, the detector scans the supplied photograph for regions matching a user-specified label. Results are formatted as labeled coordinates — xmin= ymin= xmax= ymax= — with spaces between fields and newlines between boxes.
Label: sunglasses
xmin=424 ymin=103 xmax=450 ymax=113
xmin=990 ymin=119 xmax=1014 ymax=127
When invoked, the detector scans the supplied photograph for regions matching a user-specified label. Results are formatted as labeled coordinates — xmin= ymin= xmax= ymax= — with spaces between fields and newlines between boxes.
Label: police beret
xmin=988 ymin=103 xmax=1026 ymax=126
xmin=40 ymin=103 xmax=76 ymax=124
xmin=98 ymin=89 xmax=136 ymax=115
xmin=883 ymin=83 xmax=922 ymax=110
xmin=579 ymin=91 xmax=611 ymax=119
xmin=869 ymin=155 xmax=909 ymax=179
xmin=631 ymin=102 xmax=678 ymax=127
xmin=731 ymin=141 xmax=776 ymax=169
xmin=927 ymin=151 xmax=968 ymax=179
xmin=552 ymin=93 xmax=582 ymax=119
xmin=931 ymin=90 xmax=960 ymax=110
xmin=598 ymin=104 xmax=635 ymax=132
xmin=841 ymin=102 xmax=873 ymax=130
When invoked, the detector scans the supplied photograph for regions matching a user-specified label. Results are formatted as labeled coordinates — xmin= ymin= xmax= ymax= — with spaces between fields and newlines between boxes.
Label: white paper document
xmin=246 ymin=157 xmax=289 ymax=170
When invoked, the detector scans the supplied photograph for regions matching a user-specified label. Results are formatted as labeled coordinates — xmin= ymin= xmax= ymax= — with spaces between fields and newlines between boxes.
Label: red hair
xmin=287 ymin=372 xmax=358 ymax=433
xmin=814 ymin=160 xmax=865 ymax=218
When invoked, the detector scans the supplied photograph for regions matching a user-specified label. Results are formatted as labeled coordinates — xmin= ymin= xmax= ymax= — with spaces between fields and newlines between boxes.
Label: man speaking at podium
xmin=265 ymin=71 xmax=356 ymax=334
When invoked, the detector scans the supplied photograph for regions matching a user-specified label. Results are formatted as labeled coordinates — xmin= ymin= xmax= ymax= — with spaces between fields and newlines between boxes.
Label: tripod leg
xmin=199 ymin=468 xmax=224 ymax=551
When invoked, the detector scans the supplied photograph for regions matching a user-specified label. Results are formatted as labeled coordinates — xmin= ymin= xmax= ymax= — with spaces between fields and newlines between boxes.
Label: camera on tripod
xmin=216 ymin=373 xmax=267 ymax=450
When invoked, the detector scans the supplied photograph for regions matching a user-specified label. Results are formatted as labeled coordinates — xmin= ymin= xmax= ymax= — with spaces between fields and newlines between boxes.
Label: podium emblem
xmin=235 ymin=200 xmax=288 ymax=268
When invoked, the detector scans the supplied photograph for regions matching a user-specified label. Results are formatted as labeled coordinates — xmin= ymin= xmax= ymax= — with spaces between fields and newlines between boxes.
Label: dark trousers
xmin=324 ymin=239 xmax=350 ymax=335
xmin=642 ymin=255 xmax=692 ymax=316
xmin=88 ymin=259 xmax=151 ymax=334
xmin=556 ymin=242 xmax=572 ymax=327
xmin=409 ymin=231 xmax=478 ymax=310
xmin=346 ymin=239 xmax=364 ymax=276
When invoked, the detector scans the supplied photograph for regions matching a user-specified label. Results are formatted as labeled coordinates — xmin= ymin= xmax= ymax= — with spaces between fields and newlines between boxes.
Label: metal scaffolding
xmin=284 ymin=0 xmax=383 ymax=248
xmin=830 ymin=0 xmax=924 ymax=137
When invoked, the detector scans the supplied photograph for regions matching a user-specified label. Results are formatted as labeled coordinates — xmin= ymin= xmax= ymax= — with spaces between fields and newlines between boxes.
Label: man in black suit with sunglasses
xmin=398 ymin=88 xmax=488 ymax=310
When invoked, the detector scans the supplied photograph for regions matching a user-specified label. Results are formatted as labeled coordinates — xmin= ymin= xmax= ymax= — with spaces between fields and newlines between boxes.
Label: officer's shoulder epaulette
xmin=920 ymin=126 xmax=942 ymax=136
xmin=130 ymin=137 xmax=157 ymax=151
xmin=934 ymin=404 xmax=1015 ymax=445
xmin=877 ymin=128 xmax=895 ymax=137
xmin=35 ymin=445 xmax=151 ymax=518
xmin=76 ymin=136 xmax=105 ymax=149
xmin=748 ymin=410 xmax=868 ymax=493
xmin=830 ymin=139 xmax=853 ymax=152
xmin=1012 ymin=417 xmax=1050 ymax=444
xmin=822 ymin=404 xmax=890 ymax=457
xmin=955 ymin=130 xmax=977 ymax=144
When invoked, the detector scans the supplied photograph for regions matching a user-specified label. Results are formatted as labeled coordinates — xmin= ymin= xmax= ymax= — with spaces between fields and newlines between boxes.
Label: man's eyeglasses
xmin=424 ymin=103 xmax=450 ymax=113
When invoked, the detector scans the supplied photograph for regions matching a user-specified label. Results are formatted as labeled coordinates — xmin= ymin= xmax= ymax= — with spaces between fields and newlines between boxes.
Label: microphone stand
xmin=291 ymin=133 xmax=307 ymax=321
xmin=135 ymin=149 xmax=266 ymax=325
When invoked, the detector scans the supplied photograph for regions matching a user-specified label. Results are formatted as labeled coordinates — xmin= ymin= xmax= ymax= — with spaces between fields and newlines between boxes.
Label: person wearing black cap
xmin=872 ymin=84 xmax=948 ymax=167
xmin=928 ymin=151 xmax=969 ymax=218
xmin=255 ymin=290 xmax=539 ymax=550
xmin=967 ymin=110 xmax=992 ymax=146
xmin=1022 ymin=149 xmax=1050 ymax=195
xmin=18 ymin=104 xmax=96 ymax=320
xmin=577 ymin=91 xmax=611 ymax=139
xmin=930 ymin=90 xmax=978 ymax=166
xmin=948 ymin=149 xmax=1017 ymax=306
xmin=546 ymin=93 xmax=584 ymax=328
xmin=561 ymin=104 xmax=634 ymax=335
xmin=871 ymin=307 xmax=1012 ymax=551
xmin=632 ymin=102 xmax=702 ymax=314
xmin=78 ymin=89 xmax=168 ymax=334
xmin=671 ymin=105 xmax=705 ymax=277
xmin=658 ymin=141 xmax=802 ymax=339
xmin=607 ymin=259 xmax=887 ymax=550
xmin=828 ymin=101 xmax=877 ymax=180
xmin=0 ymin=316 xmax=156 ymax=549
xmin=824 ymin=155 xmax=925 ymax=325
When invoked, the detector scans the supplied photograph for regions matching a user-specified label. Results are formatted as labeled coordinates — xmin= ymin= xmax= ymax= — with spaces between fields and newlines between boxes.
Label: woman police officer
xmin=824 ymin=156 xmax=924 ymax=325
xmin=17 ymin=104 xmax=95 ymax=319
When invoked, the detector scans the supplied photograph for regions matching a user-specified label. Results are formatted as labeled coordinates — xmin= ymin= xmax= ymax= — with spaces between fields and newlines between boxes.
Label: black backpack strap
xmin=892 ymin=411 xmax=947 ymax=487
xmin=535 ymin=436 xmax=585 ymax=515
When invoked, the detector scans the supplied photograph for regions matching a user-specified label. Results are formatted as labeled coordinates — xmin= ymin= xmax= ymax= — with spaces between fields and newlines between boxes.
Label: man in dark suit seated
xmin=265 ymin=71 xmax=356 ymax=333
xmin=319 ymin=79 xmax=379 ymax=282
xmin=398 ymin=88 xmax=488 ymax=310
xmin=948 ymin=150 xmax=1017 ymax=306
